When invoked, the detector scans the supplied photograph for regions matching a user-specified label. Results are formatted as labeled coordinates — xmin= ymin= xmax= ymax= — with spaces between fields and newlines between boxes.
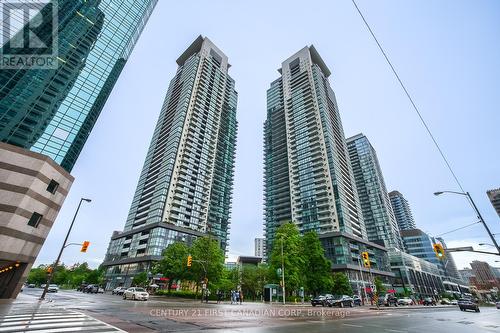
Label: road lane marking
xmin=0 ymin=310 xmax=124 ymax=332
xmin=385 ymin=329 xmax=406 ymax=333
xmin=343 ymin=323 xmax=364 ymax=327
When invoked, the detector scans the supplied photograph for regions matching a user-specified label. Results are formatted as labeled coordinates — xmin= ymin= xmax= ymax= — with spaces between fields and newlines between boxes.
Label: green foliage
xmin=268 ymin=223 xmax=305 ymax=295
xmin=240 ymin=263 xmax=269 ymax=301
xmin=26 ymin=263 xmax=104 ymax=288
xmin=27 ymin=266 xmax=48 ymax=286
xmin=213 ymin=267 xmax=239 ymax=293
xmin=331 ymin=272 xmax=353 ymax=296
xmin=153 ymin=242 xmax=191 ymax=290
xmin=132 ymin=271 xmax=148 ymax=287
xmin=190 ymin=236 xmax=225 ymax=287
xmin=301 ymin=231 xmax=333 ymax=296
xmin=374 ymin=277 xmax=385 ymax=297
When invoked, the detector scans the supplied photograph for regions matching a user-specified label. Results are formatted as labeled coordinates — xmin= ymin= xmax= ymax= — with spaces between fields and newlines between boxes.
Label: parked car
xmin=450 ymin=300 xmax=458 ymax=305
xmin=77 ymin=284 xmax=88 ymax=292
xmin=83 ymin=284 xmax=101 ymax=293
xmin=423 ymin=297 xmax=436 ymax=306
xmin=112 ymin=287 xmax=128 ymax=295
xmin=47 ymin=284 xmax=59 ymax=293
xmin=41 ymin=284 xmax=46 ymax=289
xmin=440 ymin=298 xmax=451 ymax=305
xmin=352 ymin=295 xmax=362 ymax=306
xmin=123 ymin=287 xmax=149 ymax=301
xmin=311 ymin=295 xmax=329 ymax=307
xmin=381 ymin=294 xmax=398 ymax=307
xmin=27 ymin=284 xmax=35 ymax=288
xmin=495 ymin=302 xmax=500 ymax=309
xmin=397 ymin=298 xmax=414 ymax=306
xmin=327 ymin=295 xmax=353 ymax=308
xmin=458 ymin=298 xmax=480 ymax=312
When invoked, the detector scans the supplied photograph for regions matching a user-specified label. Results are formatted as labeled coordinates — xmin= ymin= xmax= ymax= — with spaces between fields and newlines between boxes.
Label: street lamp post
xmin=40 ymin=197 xmax=91 ymax=300
xmin=434 ymin=191 xmax=499 ymax=255
xmin=281 ymin=237 xmax=285 ymax=305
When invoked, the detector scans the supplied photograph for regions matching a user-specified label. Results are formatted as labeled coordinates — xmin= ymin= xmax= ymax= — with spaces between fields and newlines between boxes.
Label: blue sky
xmin=35 ymin=0 xmax=500 ymax=271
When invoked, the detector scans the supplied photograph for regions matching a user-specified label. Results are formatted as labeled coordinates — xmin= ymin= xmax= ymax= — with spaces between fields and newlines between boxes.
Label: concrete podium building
xmin=103 ymin=36 xmax=238 ymax=289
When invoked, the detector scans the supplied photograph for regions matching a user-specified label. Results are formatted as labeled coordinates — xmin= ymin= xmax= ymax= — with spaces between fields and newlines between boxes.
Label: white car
xmin=47 ymin=284 xmax=59 ymax=293
xmin=397 ymin=298 xmax=413 ymax=305
xmin=123 ymin=287 xmax=149 ymax=301
xmin=450 ymin=299 xmax=458 ymax=305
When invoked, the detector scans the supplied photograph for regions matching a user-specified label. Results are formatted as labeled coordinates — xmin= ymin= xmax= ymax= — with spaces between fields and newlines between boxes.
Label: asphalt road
xmin=1 ymin=289 xmax=498 ymax=333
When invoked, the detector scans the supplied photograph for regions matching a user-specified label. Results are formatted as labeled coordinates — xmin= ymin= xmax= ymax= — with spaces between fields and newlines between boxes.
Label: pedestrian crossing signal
xmin=187 ymin=255 xmax=192 ymax=267
xmin=80 ymin=241 xmax=90 ymax=253
xmin=433 ymin=243 xmax=445 ymax=259
xmin=361 ymin=252 xmax=371 ymax=268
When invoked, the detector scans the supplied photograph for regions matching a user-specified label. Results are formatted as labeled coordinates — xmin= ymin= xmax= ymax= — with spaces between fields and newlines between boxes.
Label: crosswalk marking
xmin=0 ymin=310 xmax=124 ymax=332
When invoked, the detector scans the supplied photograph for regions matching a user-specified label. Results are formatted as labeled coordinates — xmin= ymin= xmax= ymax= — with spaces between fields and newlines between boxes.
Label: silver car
xmin=123 ymin=287 xmax=149 ymax=301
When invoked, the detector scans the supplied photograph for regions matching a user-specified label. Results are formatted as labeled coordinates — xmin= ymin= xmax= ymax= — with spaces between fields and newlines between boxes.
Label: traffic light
xmin=361 ymin=252 xmax=371 ymax=268
xmin=80 ymin=241 xmax=90 ymax=253
xmin=433 ymin=243 xmax=445 ymax=259
xmin=46 ymin=266 xmax=53 ymax=274
xmin=187 ymin=255 xmax=192 ymax=267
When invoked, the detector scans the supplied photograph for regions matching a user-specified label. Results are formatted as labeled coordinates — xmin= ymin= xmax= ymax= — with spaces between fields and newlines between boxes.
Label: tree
xmin=374 ymin=277 xmax=385 ymax=297
xmin=331 ymin=272 xmax=352 ymax=295
xmin=27 ymin=265 xmax=48 ymax=286
xmin=190 ymin=236 xmax=225 ymax=290
xmin=154 ymin=242 xmax=191 ymax=291
xmin=268 ymin=223 xmax=305 ymax=296
xmin=132 ymin=271 xmax=148 ymax=287
xmin=301 ymin=231 xmax=333 ymax=296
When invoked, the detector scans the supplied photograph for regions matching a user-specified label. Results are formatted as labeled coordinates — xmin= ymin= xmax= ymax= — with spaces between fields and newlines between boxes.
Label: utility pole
xmin=281 ymin=237 xmax=285 ymax=305
xmin=40 ymin=198 xmax=91 ymax=300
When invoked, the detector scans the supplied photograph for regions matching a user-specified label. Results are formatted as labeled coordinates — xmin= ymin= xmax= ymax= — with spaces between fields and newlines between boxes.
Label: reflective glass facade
xmin=0 ymin=0 xmax=158 ymax=172
xmin=388 ymin=190 xmax=416 ymax=231
xmin=103 ymin=37 xmax=238 ymax=288
xmin=347 ymin=133 xmax=403 ymax=249
xmin=264 ymin=46 xmax=365 ymax=254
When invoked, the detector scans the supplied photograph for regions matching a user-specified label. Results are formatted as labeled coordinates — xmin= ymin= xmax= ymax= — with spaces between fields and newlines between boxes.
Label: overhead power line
xmin=435 ymin=221 xmax=481 ymax=238
xmin=350 ymin=0 xmax=466 ymax=194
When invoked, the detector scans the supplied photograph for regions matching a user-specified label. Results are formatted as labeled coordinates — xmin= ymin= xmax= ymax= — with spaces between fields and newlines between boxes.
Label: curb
xmin=369 ymin=305 xmax=456 ymax=310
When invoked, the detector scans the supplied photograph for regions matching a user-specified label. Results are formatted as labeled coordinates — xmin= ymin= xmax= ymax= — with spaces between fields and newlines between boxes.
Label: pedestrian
xmin=240 ymin=291 xmax=243 ymax=305
xmin=236 ymin=291 xmax=240 ymax=304
xmin=205 ymin=289 xmax=211 ymax=303
xmin=217 ymin=290 xmax=222 ymax=304
xmin=230 ymin=290 xmax=235 ymax=304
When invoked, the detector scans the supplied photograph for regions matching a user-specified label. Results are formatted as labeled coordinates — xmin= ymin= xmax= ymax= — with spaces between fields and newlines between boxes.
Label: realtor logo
xmin=0 ymin=0 xmax=58 ymax=69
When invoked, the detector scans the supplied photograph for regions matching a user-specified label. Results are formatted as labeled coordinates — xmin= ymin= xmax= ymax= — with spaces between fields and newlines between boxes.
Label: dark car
xmin=311 ymin=295 xmax=328 ymax=307
xmin=84 ymin=284 xmax=100 ymax=294
xmin=327 ymin=295 xmax=353 ymax=308
xmin=458 ymin=298 xmax=479 ymax=312
xmin=311 ymin=294 xmax=332 ymax=306
xmin=423 ymin=297 xmax=436 ymax=306
xmin=77 ymin=284 xmax=88 ymax=292
xmin=382 ymin=294 xmax=398 ymax=307
xmin=112 ymin=287 xmax=128 ymax=295
xmin=352 ymin=295 xmax=362 ymax=306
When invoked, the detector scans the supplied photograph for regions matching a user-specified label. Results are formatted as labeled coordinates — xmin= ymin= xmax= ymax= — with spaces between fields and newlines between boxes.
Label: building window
xmin=46 ymin=180 xmax=59 ymax=194
xmin=28 ymin=212 xmax=43 ymax=228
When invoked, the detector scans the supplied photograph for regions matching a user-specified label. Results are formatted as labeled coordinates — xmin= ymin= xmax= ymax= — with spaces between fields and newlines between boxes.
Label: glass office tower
xmin=264 ymin=45 xmax=366 ymax=251
xmin=103 ymin=36 xmax=238 ymax=289
xmin=389 ymin=190 xmax=417 ymax=231
xmin=0 ymin=0 xmax=158 ymax=172
xmin=347 ymin=133 xmax=403 ymax=250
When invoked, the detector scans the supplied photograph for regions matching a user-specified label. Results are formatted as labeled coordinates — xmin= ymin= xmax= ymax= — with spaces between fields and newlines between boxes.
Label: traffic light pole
xmin=40 ymin=198 xmax=90 ymax=300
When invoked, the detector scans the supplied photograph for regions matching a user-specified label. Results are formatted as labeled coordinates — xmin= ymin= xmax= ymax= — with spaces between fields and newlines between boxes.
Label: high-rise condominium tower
xmin=264 ymin=45 xmax=366 ymax=250
xmin=347 ymin=133 xmax=402 ymax=249
xmin=103 ymin=36 xmax=238 ymax=289
xmin=389 ymin=191 xmax=416 ymax=230
xmin=0 ymin=0 xmax=157 ymax=299
xmin=1 ymin=0 xmax=158 ymax=172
